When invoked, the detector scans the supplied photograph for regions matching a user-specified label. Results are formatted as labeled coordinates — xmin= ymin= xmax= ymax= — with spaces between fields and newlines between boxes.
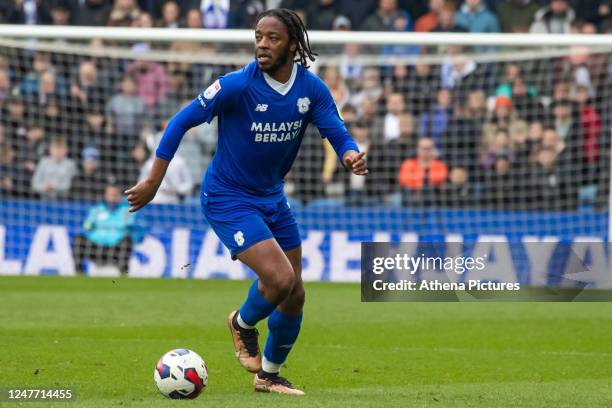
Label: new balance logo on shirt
xmin=255 ymin=104 xmax=268 ymax=112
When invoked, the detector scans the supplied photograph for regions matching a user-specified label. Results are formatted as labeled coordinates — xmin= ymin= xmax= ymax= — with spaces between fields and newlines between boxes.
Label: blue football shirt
xmin=156 ymin=61 xmax=359 ymax=203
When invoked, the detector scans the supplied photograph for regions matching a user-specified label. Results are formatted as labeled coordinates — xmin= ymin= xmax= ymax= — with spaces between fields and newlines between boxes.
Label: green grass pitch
xmin=1 ymin=276 xmax=612 ymax=407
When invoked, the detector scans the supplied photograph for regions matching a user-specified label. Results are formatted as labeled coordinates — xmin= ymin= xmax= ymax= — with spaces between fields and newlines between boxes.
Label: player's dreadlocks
xmin=256 ymin=8 xmax=318 ymax=68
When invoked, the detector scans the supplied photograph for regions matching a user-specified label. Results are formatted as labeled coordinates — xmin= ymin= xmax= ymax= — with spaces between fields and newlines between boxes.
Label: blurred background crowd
xmin=0 ymin=0 xmax=611 ymax=212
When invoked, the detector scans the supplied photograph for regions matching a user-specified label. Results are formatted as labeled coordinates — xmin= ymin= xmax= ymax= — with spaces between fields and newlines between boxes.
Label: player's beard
xmin=257 ymin=45 xmax=292 ymax=76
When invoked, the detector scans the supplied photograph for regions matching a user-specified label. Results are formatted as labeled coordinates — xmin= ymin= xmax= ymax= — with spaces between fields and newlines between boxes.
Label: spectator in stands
xmin=199 ymin=0 xmax=230 ymax=28
xmin=433 ymin=2 xmax=466 ymax=32
xmin=339 ymin=43 xmax=365 ymax=88
xmin=71 ymin=145 xmax=103 ymax=201
xmin=15 ymin=120 xmax=47 ymax=195
xmin=72 ymin=182 xmax=135 ymax=275
xmin=454 ymin=0 xmax=500 ymax=33
xmin=3 ymin=95 xmax=28 ymax=145
xmin=440 ymin=166 xmax=474 ymax=207
xmin=228 ymin=0 xmax=265 ymax=28
xmin=185 ymin=7 xmax=203 ymax=27
xmin=70 ymin=60 xmax=105 ymax=113
xmin=530 ymin=0 xmax=575 ymax=33
xmin=482 ymin=154 xmax=515 ymax=209
xmin=361 ymin=0 xmax=410 ymax=31
xmin=573 ymin=84 xmax=602 ymax=169
xmin=509 ymin=77 xmax=545 ymax=122
xmin=350 ymin=67 xmax=384 ymax=111
xmin=31 ymin=137 xmax=76 ymax=199
xmin=6 ymin=0 xmax=52 ymax=24
xmin=381 ymin=10 xmax=419 ymax=59
xmin=105 ymin=75 xmax=146 ymax=147
xmin=50 ymin=1 xmax=72 ymax=25
xmin=322 ymin=66 xmax=350 ymax=111
xmin=360 ymin=97 xmax=383 ymax=141
xmin=139 ymin=151 xmax=193 ymax=204
xmin=481 ymin=96 xmax=527 ymax=153
xmin=444 ymin=90 xmax=485 ymax=174
xmin=527 ymin=147 xmax=566 ymax=210
xmin=555 ymin=46 xmax=596 ymax=97
xmin=0 ymin=141 xmax=18 ymax=198
xmin=508 ymin=120 xmax=532 ymax=167
xmin=0 ymin=68 xmax=11 ymax=105
xmin=571 ymin=0 xmax=610 ymax=28
xmin=122 ymin=141 xmax=149 ymax=187
xmin=540 ymin=126 xmax=579 ymax=209
xmin=495 ymin=63 xmax=537 ymax=100
xmin=126 ymin=56 xmax=169 ymax=111
xmin=482 ymin=128 xmax=515 ymax=170
xmin=398 ymin=62 xmax=439 ymax=116
xmin=382 ymin=112 xmax=418 ymax=194
xmin=383 ymin=92 xmax=406 ymax=142
xmin=154 ymin=68 xmax=189 ymax=129
xmin=108 ymin=0 xmax=141 ymax=26
xmin=419 ymin=87 xmax=452 ymax=151
xmin=75 ymin=0 xmax=112 ymax=26
xmin=551 ymin=98 xmax=579 ymax=142
xmin=497 ymin=0 xmax=539 ymax=33
xmin=305 ymin=0 xmax=338 ymax=30
xmin=398 ymin=137 xmax=448 ymax=207
xmin=414 ymin=0 xmax=445 ymax=32
xmin=20 ymin=52 xmax=58 ymax=97
xmin=159 ymin=0 xmax=180 ymax=27
xmin=82 ymin=109 xmax=111 ymax=165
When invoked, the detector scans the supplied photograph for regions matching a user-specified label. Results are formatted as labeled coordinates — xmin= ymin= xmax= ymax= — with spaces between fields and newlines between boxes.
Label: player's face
xmin=255 ymin=16 xmax=295 ymax=74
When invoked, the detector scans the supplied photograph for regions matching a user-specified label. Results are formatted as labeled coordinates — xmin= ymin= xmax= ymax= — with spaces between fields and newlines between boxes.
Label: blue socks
xmin=238 ymin=279 xmax=277 ymax=326
xmin=263 ymin=310 xmax=303 ymax=372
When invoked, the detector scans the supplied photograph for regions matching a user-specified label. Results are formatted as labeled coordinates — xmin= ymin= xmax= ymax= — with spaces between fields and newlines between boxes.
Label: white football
xmin=154 ymin=349 xmax=208 ymax=399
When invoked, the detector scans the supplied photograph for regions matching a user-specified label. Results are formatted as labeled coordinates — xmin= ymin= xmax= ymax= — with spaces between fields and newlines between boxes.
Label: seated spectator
xmin=339 ymin=43 xmax=365 ymax=85
xmin=454 ymin=0 xmax=500 ymax=33
xmin=419 ymin=88 xmax=452 ymax=151
xmin=540 ymin=126 xmax=579 ymax=209
xmin=321 ymin=66 xmax=350 ymax=111
xmin=6 ymin=0 xmax=52 ymax=24
xmin=573 ymin=85 xmax=601 ymax=169
xmin=71 ymin=146 xmax=103 ymax=201
xmin=70 ymin=60 xmax=105 ymax=113
xmin=398 ymin=137 xmax=448 ymax=206
xmin=497 ymin=0 xmax=539 ymax=33
xmin=482 ymin=129 xmax=515 ymax=170
xmin=383 ymin=92 xmax=406 ymax=141
xmin=530 ymin=0 xmax=575 ymax=33
xmin=482 ymin=155 xmax=515 ymax=209
xmin=350 ymin=67 xmax=384 ymax=109
xmin=0 ymin=141 xmax=18 ymax=198
xmin=72 ymin=182 xmax=135 ymax=275
xmin=184 ymin=8 xmax=203 ymax=28
xmin=395 ymin=62 xmax=440 ymax=116
xmin=495 ymin=63 xmax=537 ymax=100
xmin=414 ymin=0 xmax=445 ymax=32
xmin=139 ymin=152 xmax=193 ymax=204
xmin=126 ymin=57 xmax=169 ymax=112
xmin=444 ymin=91 xmax=484 ymax=174
xmin=440 ymin=53 xmax=482 ymax=101
xmin=306 ymin=0 xmax=339 ymax=30
xmin=75 ymin=0 xmax=112 ymax=26
xmin=481 ymin=96 xmax=527 ymax=153
xmin=228 ymin=0 xmax=265 ymax=29
xmin=31 ymin=137 xmax=77 ymax=199
xmin=15 ymin=120 xmax=47 ymax=194
xmin=105 ymin=75 xmax=147 ymax=147
xmin=509 ymin=77 xmax=545 ymax=123
xmin=527 ymin=147 xmax=566 ymax=210
xmin=159 ymin=0 xmax=180 ymax=28
xmin=573 ymin=0 xmax=611 ymax=27
xmin=440 ymin=166 xmax=474 ymax=207
xmin=381 ymin=11 xmax=419 ymax=59
xmin=344 ymin=120 xmax=371 ymax=206
xmin=361 ymin=0 xmax=411 ymax=31
xmin=108 ymin=0 xmax=142 ymax=26
xmin=50 ymin=1 xmax=72 ymax=25
xmin=433 ymin=2 xmax=466 ymax=32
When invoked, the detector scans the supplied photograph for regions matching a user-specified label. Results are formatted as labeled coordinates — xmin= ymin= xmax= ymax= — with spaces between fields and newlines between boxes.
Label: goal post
xmin=0 ymin=25 xmax=609 ymax=285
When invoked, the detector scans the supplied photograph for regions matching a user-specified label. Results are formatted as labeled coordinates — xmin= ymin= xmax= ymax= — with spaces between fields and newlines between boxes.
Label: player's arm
xmin=126 ymin=75 xmax=242 ymax=212
xmin=311 ymin=79 xmax=368 ymax=176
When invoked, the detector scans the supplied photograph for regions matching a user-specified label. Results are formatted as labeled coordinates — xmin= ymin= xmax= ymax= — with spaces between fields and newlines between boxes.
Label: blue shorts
xmin=200 ymin=193 xmax=301 ymax=260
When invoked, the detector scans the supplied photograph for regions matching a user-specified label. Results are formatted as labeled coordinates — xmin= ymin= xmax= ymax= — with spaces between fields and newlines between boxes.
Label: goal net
xmin=0 ymin=27 xmax=609 ymax=285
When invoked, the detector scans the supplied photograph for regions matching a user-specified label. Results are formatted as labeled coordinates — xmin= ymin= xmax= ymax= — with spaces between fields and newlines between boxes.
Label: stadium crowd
xmin=0 ymin=0 xmax=610 ymax=211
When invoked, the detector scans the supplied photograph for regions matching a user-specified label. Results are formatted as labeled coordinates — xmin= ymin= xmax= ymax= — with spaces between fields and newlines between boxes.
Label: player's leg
xmin=200 ymin=193 xmax=294 ymax=373
xmin=228 ymin=238 xmax=296 ymax=373
xmin=252 ymin=199 xmax=305 ymax=395
xmin=254 ymin=246 xmax=305 ymax=395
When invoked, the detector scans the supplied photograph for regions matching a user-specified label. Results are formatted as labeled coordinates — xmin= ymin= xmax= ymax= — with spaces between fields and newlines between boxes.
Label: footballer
xmin=125 ymin=8 xmax=368 ymax=396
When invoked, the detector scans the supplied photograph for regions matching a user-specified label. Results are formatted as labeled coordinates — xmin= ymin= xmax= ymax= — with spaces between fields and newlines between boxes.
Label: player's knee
xmin=267 ymin=269 xmax=295 ymax=303
xmin=292 ymin=283 xmax=305 ymax=309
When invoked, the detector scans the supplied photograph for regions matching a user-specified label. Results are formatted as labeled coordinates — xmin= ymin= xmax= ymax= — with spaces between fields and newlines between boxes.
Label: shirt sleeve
xmin=156 ymin=72 xmax=244 ymax=161
xmin=310 ymin=77 xmax=359 ymax=162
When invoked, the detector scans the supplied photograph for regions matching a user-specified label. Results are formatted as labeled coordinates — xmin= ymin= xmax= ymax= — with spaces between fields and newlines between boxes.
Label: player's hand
xmin=343 ymin=151 xmax=368 ymax=176
xmin=124 ymin=179 xmax=160 ymax=212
